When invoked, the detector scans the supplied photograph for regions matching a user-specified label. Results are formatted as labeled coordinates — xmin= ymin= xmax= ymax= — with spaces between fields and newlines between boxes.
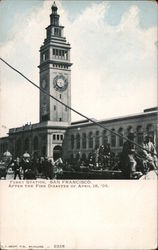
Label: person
xmin=47 ymin=158 xmax=54 ymax=179
xmin=103 ymin=143 xmax=111 ymax=168
xmin=25 ymin=165 xmax=36 ymax=179
xmin=88 ymin=154 xmax=95 ymax=169
xmin=141 ymin=135 xmax=157 ymax=171
xmin=120 ymin=133 xmax=137 ymax=179
xmin=22 ymin=158 xmax=30 ymax=179
xmin=54 ymin=157 xmax=63 ymax=179
xmin=13 ymin=157 xmax=21 ymax=180
xmin=43 ymin=157 xmax=50 ymax=179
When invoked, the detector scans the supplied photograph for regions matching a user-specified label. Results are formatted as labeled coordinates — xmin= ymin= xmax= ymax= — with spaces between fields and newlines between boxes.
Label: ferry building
xmin=0 ymin=3 xmax=158 ymax=161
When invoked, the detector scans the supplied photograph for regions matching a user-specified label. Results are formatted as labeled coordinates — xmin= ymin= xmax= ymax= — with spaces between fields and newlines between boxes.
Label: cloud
xmin=0 ymin=1 xmax=157 ymax=136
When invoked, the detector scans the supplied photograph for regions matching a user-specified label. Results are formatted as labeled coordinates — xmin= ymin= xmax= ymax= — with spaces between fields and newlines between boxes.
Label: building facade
xmin=0 ymin=3 xmax=158 ymax=161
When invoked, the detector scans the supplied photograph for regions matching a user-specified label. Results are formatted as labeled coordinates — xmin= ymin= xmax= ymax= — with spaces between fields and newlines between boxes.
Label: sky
xmin=0 ymin=0 xmax=157 ymax=137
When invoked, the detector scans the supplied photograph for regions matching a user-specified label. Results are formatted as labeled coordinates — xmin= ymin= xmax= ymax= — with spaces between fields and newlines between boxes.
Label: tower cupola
xmin=51 ymin=1 xmax=58 ymax=13
xmin=50 ymin=1 xmax=59 ymax=26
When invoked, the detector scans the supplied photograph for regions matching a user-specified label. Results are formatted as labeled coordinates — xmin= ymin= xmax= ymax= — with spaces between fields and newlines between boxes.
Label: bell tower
xmin=39 ymin=1 xmax=72 ymax=124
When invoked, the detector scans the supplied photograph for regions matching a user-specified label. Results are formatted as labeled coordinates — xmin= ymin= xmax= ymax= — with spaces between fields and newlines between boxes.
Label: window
xmin=53 ymin=49 xmax=55 ymax=55
xmin=82 ymin=153 xmax=86 ymax=162
xmin=95 ymin=131 xmax=99 ymax=148
xmin=16 ymin=139 xmax=22 ymax=156
xmin=42 ymin=53 xmax=45 ymax=61
xmin=57 ymin=135 xmax=59 ymax=140
xmin=33 ymin=137 xmax=39 ymax=150
xmin=59 ymin=94 xmax=62 ymax=99
xmin=59 ymin=118 xmax=62 ymax=122
xmin=76 ymin=134 xmax=80 ymax=149
xmin=111 ymin=129 xmax=116 ymax=147
xmin=82 ymin=133 xmax=87 ymax=149
xmin=146 ymin=124 xmax=154 ymax=142
xmin=137 ymin=126 xmax=143 ymax=145
xmin=24 ymin=138 xmax=29 ymax=152
xmin=65 ymin=51 xmax=68 ymax=60
xmin=60 ymin=135 xmax=63 ymax=141
xmin=118 ymin=128 xmax=123 ymax=147
xmin=54 ymin=105 xmax=56 ymax=111
xmin=127 ymin=126 xmax=133 ymax=134
xmin=71 ymin=135 xmax=74 ymax=149
xmin=102 ymin=130 xmax=108 ymax=145
xmin=88 ymin=132 xmax=93 ymax=149
xmin=53 ymin=134 xmax=56 ymax=140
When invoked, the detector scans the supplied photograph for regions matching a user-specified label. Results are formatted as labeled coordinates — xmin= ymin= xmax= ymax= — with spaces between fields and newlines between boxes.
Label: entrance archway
xmin=53 ymin=145 xmax=62 ymax=161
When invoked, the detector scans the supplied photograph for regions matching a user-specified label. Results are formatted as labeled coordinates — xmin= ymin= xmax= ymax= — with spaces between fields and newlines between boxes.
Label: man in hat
xmin=141 ymin=135 xmax=157 ymax=171
xmin=120 ymin=132 xmax=137 ymax=179
xmin=13 ymin=157 xmax=21 ymax=180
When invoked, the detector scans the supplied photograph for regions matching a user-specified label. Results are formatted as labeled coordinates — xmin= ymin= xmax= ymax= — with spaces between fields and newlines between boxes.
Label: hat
xmin=127 ymin=132 xmax=135 ymax=139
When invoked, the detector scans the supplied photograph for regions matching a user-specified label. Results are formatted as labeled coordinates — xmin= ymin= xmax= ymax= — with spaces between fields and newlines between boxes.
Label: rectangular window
xmin=59 ymin=50 xmax=61 ymax=56
xmin=53 ymin=134 xmax=56 ymax=140
xmin=62 ymin=50 xmax=64 ymax=58
xmin=42 ymin=53 xmax=45 ymax=61
xmin=59 ymin=94 xmax=62 ymax=99
xmin=54 ymin=28 xmax=57 ymax=36
xmin=54 ymin=105 xmax=56 ymax=111
xmin=57 ymin=135 xmax=59 ymax=140
xmin=45 ymin=50 xmax=49 ymax=60
xmin=56 ymin=49 xmax=58 ymax=56
xmin=64 ymin=51 xmax=67 ymax=60
xmin=59 ymin=118 xmax=62 ymax=122
xmin=53 ymin=49 xmax=55 ymax=55
xmin=60 ymin=135 xmax=63 ymax=140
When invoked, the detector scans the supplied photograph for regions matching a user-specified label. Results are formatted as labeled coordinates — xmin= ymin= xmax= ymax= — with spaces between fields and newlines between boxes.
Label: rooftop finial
xmin=52 ymin=1 xmax=58 ymax=11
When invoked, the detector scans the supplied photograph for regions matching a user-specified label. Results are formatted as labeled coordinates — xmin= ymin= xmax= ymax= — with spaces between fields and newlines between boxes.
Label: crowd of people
xmin=119 ymin=133 xmax=157 ymax=179
xmin=5 ymin=156 xmax=63 ymax=180
xmin=68 ymin=133 xmax=158 ymax=179
xmin=0 ymin=133 xmax=157 ymax=180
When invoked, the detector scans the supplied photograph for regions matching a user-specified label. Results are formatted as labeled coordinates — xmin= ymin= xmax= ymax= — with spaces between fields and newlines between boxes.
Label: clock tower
xmin=39 ymin=1 xmax=72 ymax=125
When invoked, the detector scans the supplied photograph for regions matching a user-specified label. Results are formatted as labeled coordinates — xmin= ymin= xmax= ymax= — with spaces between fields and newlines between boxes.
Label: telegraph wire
xmin=0 ymin=57 xmax=157 ymax=157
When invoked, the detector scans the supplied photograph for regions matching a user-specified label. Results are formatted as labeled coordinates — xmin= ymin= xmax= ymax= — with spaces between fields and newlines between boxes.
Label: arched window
xmin=82 ymin=153 xmax=87 ymax=162
xmin=76 ymin=152 xmax=81 ymax=160
xmin=71 ymin=135 xmax=74 ymax=149
xmin=146 ymin=124 xmax=154 ymax=142
xmin=24 ymin=138 xmax=29 ymax=152
xmin=127 ymin=126 xmax=134 ymax=135
xmin=76 ymin=134 xmax=80 ymax=149
xmin=137 ymin=126 xmax=143 ymax=145
xmin=15 ymin=138 xmax=22 ymax=156
xmin=82 ymin=133 xmax=87 ymax=149
xmin=95 ymin=131 xmax=100 ymax=148
xmin=33 ymin=136 xmax=39 ymax=150
xmin=118 ymin=128 xmax=123 ymax=147
xmin=102 ymin=130 xmax=108 ymax=145
xmin=111 ymin=129 xmax=116 ymax=147
xmin=88 ymin=132 xmax=93 ymax=149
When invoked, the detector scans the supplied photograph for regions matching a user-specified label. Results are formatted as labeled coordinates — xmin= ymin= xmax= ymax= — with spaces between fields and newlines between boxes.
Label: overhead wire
xmin=0 ymin=57 xmax=157 ymax=158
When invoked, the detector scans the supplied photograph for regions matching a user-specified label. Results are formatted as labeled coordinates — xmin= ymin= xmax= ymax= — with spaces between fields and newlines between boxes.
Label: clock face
xmin=53 ymin=75 xmax=68 ymax=92
xmin=42 ymin=79 xmax=47 ymax=89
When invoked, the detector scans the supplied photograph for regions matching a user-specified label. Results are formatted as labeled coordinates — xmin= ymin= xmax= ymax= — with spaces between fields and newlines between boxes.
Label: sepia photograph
xmin=0 ymin=0 xmax=157 ymax=181
xmin=0 ymin=0 xmax=157 ymax=249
